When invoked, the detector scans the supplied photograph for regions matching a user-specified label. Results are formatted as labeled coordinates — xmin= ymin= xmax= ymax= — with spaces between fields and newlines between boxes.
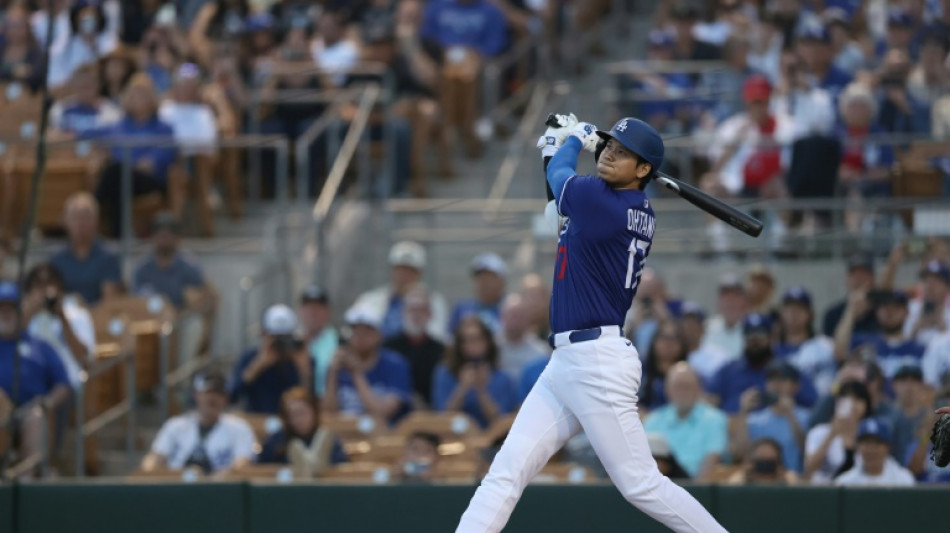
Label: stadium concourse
xmin=0 ymin=0 xmax=950 ymax=532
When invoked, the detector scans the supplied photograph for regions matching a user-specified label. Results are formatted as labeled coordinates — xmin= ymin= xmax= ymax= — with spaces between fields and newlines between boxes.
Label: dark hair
xmin=749 ymin=437 xmax=784 ymax=458
xmin=208 ymin=0 xmax=250 ymax=39
xmin=69 ymin=1 xmax=107 ymax=36
xmin=777 ymin=302 xmax=815 ymax=343
xmin=408 ymin=431 xmax=440 ymax=450
xmin=24 ymin=263 xmax=64 ymax=292
xmin=837 ymin=380 xmax=873 ymax=419
xmin=272 ymin=386 xmax=320 ymax=460
xmin=640 ymin=321 xmax=688 ymax=406
xmin=448 ymin=315 xmax=499 ymax=377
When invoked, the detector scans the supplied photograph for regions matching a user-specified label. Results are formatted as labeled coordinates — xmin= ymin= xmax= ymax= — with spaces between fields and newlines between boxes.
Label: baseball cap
xmin=766 ymin=360 xmax=801 ymax=382
xmin=798 ymin=22 xmax=831 ymax=43
xmin=742 ymin=75 xmax=772 ymax=103
xmin=299 ymin=285 xmax=328 ymax=305
xmin=263 ymin=304 xmax=298 ymax=335
xmin=344 ymin=305 xmax=382 ymax=330
xmin=174 ymin=62 xmax=202 ymax=81
xmin=718 ymin=273 xmax=744 ymax=292
xmin=743 ymin=313 xmax=772 ymax=335
xmin=846 ymin=253 xmax=875 ymax=273
xmin=887 ymin=7 xmax=914 ymax=28
xmin=822 ymin=7 xmax=851 ymax=28
xmin=893 ymin=365 xmax=924 ymax=382
xmin=857 ymin=418 xmax=891 ymax=443
xmin=877 ymin=290 xmax=909 ymax=307
xmin=782 ymin=286 xmax=812 ymax=308
xmin=192 ymin=371 xmax=228 ymax=395
xmin=245 ymin=12 xmax=275 ymax=32
xmin=680 ymin=301 xmax=707 ymax=321
xmin=388 ymin=241 xmax=426 ymax=270
xmin=471 ymin=253 xmax=507 ymax=277
xmin=0 ymin=281 xmax=20 ymax=305
xmin=647 ymin=433 xmax=673 ymax=459
xmin=920 ymin=260 xmax=950 ymax=284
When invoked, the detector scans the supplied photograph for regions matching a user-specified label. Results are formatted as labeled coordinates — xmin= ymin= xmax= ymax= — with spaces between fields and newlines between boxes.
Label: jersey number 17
xmin=625 ymin=237 xmax=648 ymax=289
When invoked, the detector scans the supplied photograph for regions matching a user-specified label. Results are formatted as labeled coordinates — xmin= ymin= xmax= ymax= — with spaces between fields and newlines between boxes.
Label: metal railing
xmin=481 ymin=33 xmax=551 ymax=136
xmin=2 ymin=397 xmax=49 ymax=479
xmin=74 ymin=348 xmax=136 ymax=478
xmin=237 ymin=262 xmax=296 ymax=354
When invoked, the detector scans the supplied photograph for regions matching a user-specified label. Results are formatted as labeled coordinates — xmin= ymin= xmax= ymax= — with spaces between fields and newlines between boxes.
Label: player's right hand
xmin=536 ymin=113 xmax=578 ymax=157
xmin=570 ymin=122 xmax=600 ymax=152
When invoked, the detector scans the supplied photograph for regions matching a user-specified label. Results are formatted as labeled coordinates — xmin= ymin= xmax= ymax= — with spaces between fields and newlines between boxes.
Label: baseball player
xmin=455 ymin=117 xmax=727 ymax=532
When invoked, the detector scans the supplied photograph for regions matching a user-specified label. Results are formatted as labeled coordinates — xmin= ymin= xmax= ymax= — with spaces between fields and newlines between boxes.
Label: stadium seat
xmin=894 ymin=141 xmax=947 ymax=197
xmin=94 ymin=295 xmax=177 ymax=392
xmin=126 ymin=466 xmax=205 ymax=482
xmin=394 ymin=412 xmax=481 ymax=439
xmin=320 ymin=413 xmax=387 ymax=442
xmin=534 ymin=462 xmax=598 ymax=485
xmin=232 ymin=411 xmax=283 ymax=444
xmin=433 ymin=459 xmax=480 ymax=483
xmin=321 ymin=462 xmax=393 ymax=484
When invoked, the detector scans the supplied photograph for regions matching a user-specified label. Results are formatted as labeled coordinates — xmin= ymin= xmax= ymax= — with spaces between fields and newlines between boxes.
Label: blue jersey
xmin=546 ymin=137 xmax=656 ymax=334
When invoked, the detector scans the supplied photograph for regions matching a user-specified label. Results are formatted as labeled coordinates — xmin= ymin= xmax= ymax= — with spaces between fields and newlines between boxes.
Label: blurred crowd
xmin=125 ymin=234 xmax=950 ymax=486
xmin=615 ymin=0 xmax=950 ymax=249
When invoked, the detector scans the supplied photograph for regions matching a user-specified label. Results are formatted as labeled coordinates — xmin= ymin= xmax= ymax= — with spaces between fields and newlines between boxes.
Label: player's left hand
xmin=570 ymin=122 xmax=600 ymax=152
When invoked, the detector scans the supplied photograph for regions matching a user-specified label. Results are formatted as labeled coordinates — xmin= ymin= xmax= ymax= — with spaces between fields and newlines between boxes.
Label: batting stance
xmin=455 ymin=117 xmax=727 ymax=533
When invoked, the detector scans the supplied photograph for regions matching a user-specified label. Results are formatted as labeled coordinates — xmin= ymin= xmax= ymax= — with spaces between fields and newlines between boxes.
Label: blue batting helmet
xmin=595 ymin=118 xmax=664 ymax=174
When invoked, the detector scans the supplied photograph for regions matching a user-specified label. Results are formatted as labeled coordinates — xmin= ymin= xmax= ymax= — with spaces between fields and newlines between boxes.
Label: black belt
xmin=548 ymin=326 xmax=612 ymax=349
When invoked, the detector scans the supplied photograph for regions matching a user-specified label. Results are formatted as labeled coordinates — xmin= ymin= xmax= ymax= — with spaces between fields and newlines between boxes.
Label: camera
xmin=272 ymin=334 xmax=302 ymax=357
xmin=44 ymin=294 xmax=58 ymax=312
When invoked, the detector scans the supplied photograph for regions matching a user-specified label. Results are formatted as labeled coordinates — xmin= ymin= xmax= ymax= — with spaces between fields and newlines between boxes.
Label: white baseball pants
xmin=455 ymin=334 xmax=727 ymax=533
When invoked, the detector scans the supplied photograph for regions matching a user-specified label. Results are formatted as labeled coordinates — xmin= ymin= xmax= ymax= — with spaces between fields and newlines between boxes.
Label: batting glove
xmin=570 ymin=122 xmax=600 ymax=153
xmin=536 ymin=113 xmax=578 ymax=158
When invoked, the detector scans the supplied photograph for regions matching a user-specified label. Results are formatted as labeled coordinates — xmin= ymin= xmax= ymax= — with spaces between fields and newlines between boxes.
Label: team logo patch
xmin=644 ymin=199 xmax=649 ymax=209
xmin=616 ymin=119 xmax=629 ymax=132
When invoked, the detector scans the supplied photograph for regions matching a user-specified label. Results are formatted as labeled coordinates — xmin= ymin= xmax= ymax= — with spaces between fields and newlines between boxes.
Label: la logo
xmin=616 ymin=119 xmax=628 ymax=132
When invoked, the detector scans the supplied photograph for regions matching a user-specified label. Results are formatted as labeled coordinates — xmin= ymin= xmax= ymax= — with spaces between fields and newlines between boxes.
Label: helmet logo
xmin=616 ymin=119 xmax=628 ymax=132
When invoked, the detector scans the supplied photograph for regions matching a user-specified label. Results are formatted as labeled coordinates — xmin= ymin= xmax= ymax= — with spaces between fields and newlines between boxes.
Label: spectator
xmin=142 ymin=371 xmax=256 ymax=475
xmin=877 ymin=8 xmax=920 ymax=61
xmin=50 ymin=193 xmax=122 ymax=305
xmin=626 ymin=267 xmax=676 ymax=353
xmin=906 ymin=397 xmax=950 ymax=483
xmin=727 ymin=438 xmax=801 ymax=485
xmin=807 ymin=357 xmax=901 ymax=429
xmin=907 ymin=31 xmax=950 ymax=112
xmin=518 ymin=353 xmax=549 ymax=404
xmin=834 ymin=290 xmax=926 ymax=379
xmin=771 ymin=50 xmax=835 ymax=142
xmin=923 ymin=331 xmax=950 ymax=390
xmin=625 ymin=29 xmax=693 ymax=135
xmin=699 ymin=36 xmax=757 ymax=123
xmin=640 ymin=321 xmax=689 ymax=411
xmin=903 ymin=260 xmax=950 ymax=345
xmin=49 ymin=63 xmax=122 ymax=134
xmin=98 ymin=46 xmax=137 ymax=104
xmin=775 ymin=287 xmax=836 ymax=396
xmin=397 ymin=431 xmax=442 ymax=483
xmin=140 ymin=25 xmax=185 ymax=94
xmin=158 ymin=63 xmax=219 ymax=153
xmin=257 ymin=387 xmax=347 ymax=477
xmin=680 ymin=302 xmax=729 ymax=384
xmin=81 ymin=74 xmax=178 ymax=237
xmin=354 ymin=241 xmax=448 ymax=341
xmin=496 ymin=294 xmax=549 ymax=380
xmin=244 ymin=12 xmax=279 ymax=71
xmin=324 ymin=306 xmax=412 ymax=424
xmin=702 ymin=75 xmax=790 ymax=204
xmin=519 ymin=273 xmax=550 ymax=340
xmin=822 ymin=253 xmax=879 ymax=337
xmin=47 ymin=0 xmax=119 ymax=91
xmin=745 ymin=264 xmax=777 ymax=316
xmin=297 ymin=286 xmax=338 ymax=399
xmin=0 ymin=280 xmax=71 ymax=477
xmin=835 ymin=418 xmax=915 ymax=486
xmin=700 ymin=274 xmax=748 ymax=361
xmin=890 ymin=366 xmax=930 ymax=462
xmin=21 ymin=263 xmax=95 ymax=389
xmin=708 ymin=313 xmax=817 ymax=414
xmin=647 ymin=433 xmax=690 ymax=480
xmin=421 ymin=0 xmax=507 ymax=59
xmin=643 ymin=363 xmax=728 ymax=479
xmin=668 ymin=1 xmax=721 ymax=62
xmin=804 ymin=380 xmax=873 ymax=483
xmin=0 ymin=5 xmax=45 ymax=92
xmin=133 ymin=213 xmax=213 ymax=311
xmin=311 ymin=9 xmax=359 ymax=87
xmin=433 ymin=315 xmax=517 ymax=428
xmin=730 ymin=361 xmax=809 ymax=473
xmin=188 ymin=0 xmax=251 ymax=70
xmin=747 ymin=11 xmax=783 ymax=83
xmin=383 ymin=285 xmax=445 ymax=406
xmin=795 ymin=22 xmax=853 ymax=101
xmin=825 ymin=7 xmax=867 ymax=76
xmin=876 ymin=48 xmax=930 ymax=134
xmin=449 ymin=253 xmax=508 ymax=335
xmin=133 ymin=213 xmax=214 ymax=366
xmin=230 ymin=304 xmax=312 ymax=414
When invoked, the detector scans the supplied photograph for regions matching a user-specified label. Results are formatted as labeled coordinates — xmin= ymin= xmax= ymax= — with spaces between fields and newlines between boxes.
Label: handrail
xmin=295 ymin=90 xmax=355 ymax=200
xmin=481 ymin=33 xmax=548 ymax=133
xmin=74 ymin=348 xmax=136 ymax=478
xmin=605 ymin=60 xmax=732 ymax=74
xmin=485 ymin=83 xmax=551 ymax=216
xmin=237 ymin=261 xmax=295 ymax=353
xmin=3 ymin=397 xmax=49 ymax=479
xmin=313 ymin=83 xmax=381 ymax=221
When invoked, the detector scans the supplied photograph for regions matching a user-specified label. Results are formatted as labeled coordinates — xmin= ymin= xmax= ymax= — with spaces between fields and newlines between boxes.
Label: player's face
xmin=597 ymin=139 xmax=651 ymax=189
